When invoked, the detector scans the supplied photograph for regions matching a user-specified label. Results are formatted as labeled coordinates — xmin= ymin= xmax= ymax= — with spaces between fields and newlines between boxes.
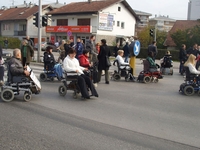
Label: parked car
xmin=34 ymin=42 xmax=58 ymax=52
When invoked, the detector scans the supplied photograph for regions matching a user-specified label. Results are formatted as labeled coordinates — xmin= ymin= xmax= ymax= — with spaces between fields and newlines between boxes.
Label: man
xmin=8 ymin=49 xmax=30 ymax=77
xmin=25 ymin=36 xmax=34 ymax=48
xmin=147 ymin=41 xmax=157 ymax=61
xmin=21 ymin=39 xmax=34 ymax=67
xmin=86 ymin=35 xmax=98 ymax=63
xmin=4 ymin=38 xmax=8 ymax=49
xmin=75 ymin=37 xmax=84 ymax=59
xmin=179 ymin=44 xmax=187 ymax=75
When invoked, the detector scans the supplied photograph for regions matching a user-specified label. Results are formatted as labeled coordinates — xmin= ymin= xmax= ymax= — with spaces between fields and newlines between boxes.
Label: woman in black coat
xmin=97 ymin=39 xmax=111 ymax=84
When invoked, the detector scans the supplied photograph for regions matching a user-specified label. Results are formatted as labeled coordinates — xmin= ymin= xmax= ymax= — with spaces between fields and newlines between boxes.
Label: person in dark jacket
xmin=64 ymin=40 xmax=71 ymax=57
xmin=21 ymin=39 xmax=34 ymax=67
xmin=147 ymin=41 xmax=157 ymax=61
xmin=179 ymin=44 xmax=187 ymax=74
xmin=0 ymin=44 xmax=4 ymax=85
xmin=97 ymin=39 xmax=111 ymax=84
xmin=86 ymin=35 xmax=98 ymax=63
xmin=75 ymin=37 xmax=84 ymax=60
xmin=114 ymin=43 xmax=120 ymax=57
xmin=123 ymin=42 xmax=129 ymax=63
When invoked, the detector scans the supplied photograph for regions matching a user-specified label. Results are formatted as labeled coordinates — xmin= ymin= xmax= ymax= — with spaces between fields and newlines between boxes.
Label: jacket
xmin=79 ymin=54 xmax=90 ymax=68
xmin=98 ymin=44 xmax=111 ymax=70
xmin=8 ymin=57 xmax=24 ymax=76
xmin=21 ymin=44 xmax=34 ymax=64
xmin=148 ymin=44 xmax=157 ymax=56
xmin=43 ymin=52 xmax=55 ymax=70
xmin=75 ymin=42 xmax=84 ymax=59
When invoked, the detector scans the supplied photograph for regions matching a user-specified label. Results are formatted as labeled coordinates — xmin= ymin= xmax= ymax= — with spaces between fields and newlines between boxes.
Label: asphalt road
xmin=1 ymin=49 xmax=200 ymax=149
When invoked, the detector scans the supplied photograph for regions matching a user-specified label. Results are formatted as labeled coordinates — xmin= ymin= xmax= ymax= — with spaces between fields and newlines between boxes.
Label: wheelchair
xmin=160 ymin=55 xmax=173 ymax=75
xmin=58 ymin=71 xmax=80 ymax=99
xmin=0 ymin=66 xmax=41 ymax=102
xmin=137 ymin=60 xmax=163 ymax=83
xmin=40 ymin=63 xmax=62 ymax=82
xmin=179 ymin=67 xmax=200 ymax=96
xmin=111 ymin=60 xmax=134 ymax=82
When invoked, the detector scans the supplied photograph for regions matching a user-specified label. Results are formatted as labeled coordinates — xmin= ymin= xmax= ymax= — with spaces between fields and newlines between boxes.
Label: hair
xmin=68 ymin=47 xmax=76 ymax=54
xmin=46 ymin=46 xmax=53 ymax=52
xmin=62 ymin=40 xmax=66 ymax=43
xmin=13 ymin=48 xmax=21 ymax=57
xmin=101 ymin=39 xmax=106 ymax=45
xmin=148 ymin=51 xmax=154 ymax=57
xmin=66 ymin=40 xmax=71 ymax=45
xmin=118 ymin=50 xmax=124 ymax=55
xmin=184 ymin=54 xmax=196 ymax=66
xmin=166 ymin=50 xmax=170 ymax=55
xmin=23 ymin=39 xmax=28 ymax=44
xmin=83 ymin=49 xmax=90 ymax=55
xmin=90 ymin=35 xmax=95 ymax=39
xmin=152 ymin=41 xmax=156 ymax=44
xmin=181 ymin=44 xmax=186 ymax=48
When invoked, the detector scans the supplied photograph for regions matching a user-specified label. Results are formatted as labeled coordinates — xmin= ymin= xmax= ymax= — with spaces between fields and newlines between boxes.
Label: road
xmin=0 ymin=50 xmax=200 ymax=149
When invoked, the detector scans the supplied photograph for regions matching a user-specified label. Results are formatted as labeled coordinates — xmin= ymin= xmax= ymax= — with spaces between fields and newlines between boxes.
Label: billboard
xmin=99 ymin=13 xmax=114 ymax=31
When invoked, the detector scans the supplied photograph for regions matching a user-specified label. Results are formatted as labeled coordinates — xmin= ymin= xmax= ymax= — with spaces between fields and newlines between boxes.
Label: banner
xmin=99 ymin=13 xmax=114 ymax=31
xmin=46 ymin=26 xmax=91 ymax=33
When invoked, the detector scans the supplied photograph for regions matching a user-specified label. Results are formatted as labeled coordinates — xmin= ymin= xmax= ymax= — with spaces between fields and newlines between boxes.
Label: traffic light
xmin=42 ymin=15 xmax=48 ymax=27
xmin=33 ymin=13 xmax=38 ymax=27
xmin=149 ymin=29 xmax=154 ymax=37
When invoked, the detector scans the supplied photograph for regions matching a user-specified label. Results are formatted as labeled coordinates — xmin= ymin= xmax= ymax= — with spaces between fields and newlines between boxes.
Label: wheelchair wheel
xmin=143 ymin=76 xmax=151 ymax=83
xmin=40 ymin=73 xmax=47 ymax=82
xmin=1 ymin=89 xmax=14 ymax=102
xmin=113 ymin=73 xmax=121 ymax=81
xmin=184 ymin=85 xmax=194 ymax=96
xmin=50 ymin=77 xmax=54 ymax=81
xmin=58 ymin=85 xmax=67 ymax=96
xmin=24 ymin=91 xmax=32 ymax=102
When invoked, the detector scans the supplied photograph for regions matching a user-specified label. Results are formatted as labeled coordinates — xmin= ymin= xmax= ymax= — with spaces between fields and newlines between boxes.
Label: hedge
xmin=0 ymin=37 xmax=21 ymax=49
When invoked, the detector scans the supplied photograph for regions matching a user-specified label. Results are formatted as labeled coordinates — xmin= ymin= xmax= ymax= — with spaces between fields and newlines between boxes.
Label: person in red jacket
xmin=79 ymin=49 xmax=98 ymax=87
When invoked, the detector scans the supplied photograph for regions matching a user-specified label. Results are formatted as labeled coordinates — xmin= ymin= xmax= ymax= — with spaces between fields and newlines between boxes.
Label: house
xmin=149 ymin=15 xmax=176 ymax=32
xmin=47 ymin=0 xmax=140 ymax=45
xmin=164 ymin=20 xmax=200 ymax=49
xmin=0 ymin=3 xmax=53 ymax=43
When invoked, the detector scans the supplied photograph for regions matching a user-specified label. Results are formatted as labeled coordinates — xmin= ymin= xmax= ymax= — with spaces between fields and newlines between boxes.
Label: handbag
xmin=105 ymin=56 xmax=111 ymax=67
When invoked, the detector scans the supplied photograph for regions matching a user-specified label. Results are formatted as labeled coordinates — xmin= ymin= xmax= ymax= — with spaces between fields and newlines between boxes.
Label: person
xmin=57 ymin=40 xmax=66 ymax=62
xmin=79 ymin=49 xmax=98 ymax=87
xmin=8 ymin=49 xmax=30 ymax=78
xmin=179 ymin=44 xmax=187 ymax=75
xmin=116 ymin=50 xmax=135 ymax=80
xmin=25 ymin=36 xmax=34 ymax=48
xmin=4 ymin=38 xmax=8 ymax=49
xmin=184 ymin=54 xmax=200 ymax=74
xmin=43 ymin=46 xmax=63 ymax=80
xmin=146 ymin=51 xmax=159 ymax=72
xmin=0 ymin=44 xmax=4 ymax=85
xmin=21 ymin=39 xmax=34 ymax=67
xmin=81 ymin=40 xmax=86 ymax=51
xmin=96 ymin=42 xmax=100 ymax=53
xmin=75 ymin=37 xmax=84 ymax=60
xmin=147 ymin=41 xmax=157 ymax=61
xmin=123 ymin=42 xmax=129 ymax=63
xmin=64 ymin=40 xmax=71 ymax=57
xmin=161 ymin=51 xmax=172 ymax=68
xmin=86 ymin=35 xmax=98 ymax=63
xmin=97 ymin=39 xmax=111 ymax=84
xmin=63 ymin=48 xmax=98 ymax=99
xmin=69 ymin=38 xmax=74 ymax=47
xmin=114 ymin=43 xmax=120 ymax=57
xmin=128 ymin=36 xmax=137 ymax=76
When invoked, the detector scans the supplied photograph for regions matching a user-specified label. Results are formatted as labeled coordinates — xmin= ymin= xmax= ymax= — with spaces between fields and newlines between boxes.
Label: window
xmin=121 ymin=22 xmax=125 ymax=29
xmin=118 ymin=7 xmax=121 ymax=11
xmin=117 ymin=21 xmax=120 ymax=27
xmin=78 ymin=18 xmax=90 ymax=25
xmin=57 ymin=19 xmax=68 ymax=26
xmin=3 ymin=24 xmax=11 ymax=31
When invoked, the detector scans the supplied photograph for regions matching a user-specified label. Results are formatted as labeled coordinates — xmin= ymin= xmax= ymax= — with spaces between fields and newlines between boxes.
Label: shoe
xmin=105 ymin=81 xmax=109 ymax=84
xmin=82 ymin=96 xmax=90 ymax=99
xmin=93 ymin=83 xmax=98 ymax=88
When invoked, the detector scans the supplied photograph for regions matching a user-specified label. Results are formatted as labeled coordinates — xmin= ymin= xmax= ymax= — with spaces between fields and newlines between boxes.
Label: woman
xmin=43 ymin=46 xmax=63 ymax=79
xmin=79 ymin=49 xmax=98 ymax=87
xmin=57 ymin=40 xmax=66 ymax=62
xmin=63 ymin=48 xmax=98 ymax=99
xmin=97 ymin=39 xmax=111 ymax=84
xmin=146 ymin=51 xmax=158 ymax=72
xmin=184 ymin=54 xmax=200 ymax=74
xmin=21 ymin=39 xmax=34 ymax=67
xmin=0 ymin=44 xmax=4 ymax=85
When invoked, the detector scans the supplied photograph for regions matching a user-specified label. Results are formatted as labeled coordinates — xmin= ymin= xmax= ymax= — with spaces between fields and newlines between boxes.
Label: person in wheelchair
xmin=146 ymin=51 xmax=163 ymax=79
xmin=43 ymin=46 xmax=63 ymax=80
xmin=184 ymin=54 xmax=200 ymax=75
xmin=115 ymin=50 xmax=135 ymax=80
xmin=8 ymin=48 xmax=30 ymax=82
xmin=63 ymin=48 xmax=98 ymax=99
xmin=161 ymin=51 xmax=173 ymax=68
xmin=78 ymin=49 xmax=98 ymax=87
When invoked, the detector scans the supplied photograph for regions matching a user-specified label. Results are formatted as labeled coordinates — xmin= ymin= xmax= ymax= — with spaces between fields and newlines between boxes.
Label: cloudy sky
xmin=1 ymin=0 xmax=189 ymax=20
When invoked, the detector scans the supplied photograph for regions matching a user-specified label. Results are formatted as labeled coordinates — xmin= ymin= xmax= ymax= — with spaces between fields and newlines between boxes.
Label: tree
xmin=137 ymin=26 xmax=152 ymax=47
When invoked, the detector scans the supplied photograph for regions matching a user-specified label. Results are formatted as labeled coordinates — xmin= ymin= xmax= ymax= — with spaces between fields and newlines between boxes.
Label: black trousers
xmin=75 ymin=74 xmax=98 ymax=98
xmin=0 ymin=66 xmax=4 ymax=80
xmin=22 ymin=57 xmax=30 ymax=67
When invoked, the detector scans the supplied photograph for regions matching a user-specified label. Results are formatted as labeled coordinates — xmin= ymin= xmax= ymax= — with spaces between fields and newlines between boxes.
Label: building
xmin=47 ymin=0 xmax=139 ymax=45
xmin=0 ymin=3 xmax=53 ymax=43
xmin=149 ymin=15 xmax=176 ymax=32
xmin=164 ymin=20 xmax=200 ymax=49
xmin=187 ymin=0 xmax=200 ymax=20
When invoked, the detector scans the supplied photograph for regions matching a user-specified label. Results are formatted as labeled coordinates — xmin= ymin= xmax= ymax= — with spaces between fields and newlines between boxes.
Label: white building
xmin=47 ymin=0 xmax=139 ymax=45
xmin=187 ymin=0 xmax=200 ymax=20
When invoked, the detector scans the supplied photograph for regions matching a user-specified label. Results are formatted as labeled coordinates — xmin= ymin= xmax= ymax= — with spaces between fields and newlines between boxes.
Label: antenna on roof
xmin=12 ymin=0 xmax=15 ymax=7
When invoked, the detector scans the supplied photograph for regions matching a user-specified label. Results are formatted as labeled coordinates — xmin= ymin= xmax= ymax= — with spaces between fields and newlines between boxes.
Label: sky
xmin=1 ymin=0 xmax=189 ymax=20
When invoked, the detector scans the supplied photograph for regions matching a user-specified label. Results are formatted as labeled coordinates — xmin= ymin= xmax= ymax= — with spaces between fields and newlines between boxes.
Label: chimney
xmin=88 ymin=0 xmax=92 ymax=3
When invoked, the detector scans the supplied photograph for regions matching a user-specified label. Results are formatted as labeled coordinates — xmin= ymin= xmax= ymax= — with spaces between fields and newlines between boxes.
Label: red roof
xmin=164 ymin=20 xmax=200 ymax=47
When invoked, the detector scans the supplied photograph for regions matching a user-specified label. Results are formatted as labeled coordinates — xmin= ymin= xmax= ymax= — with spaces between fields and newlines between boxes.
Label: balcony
xmin=14 ymin=30 xmax=26 ymax=36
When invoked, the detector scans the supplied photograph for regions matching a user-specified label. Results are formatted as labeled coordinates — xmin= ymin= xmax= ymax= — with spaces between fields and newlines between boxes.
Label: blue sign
xmin=133 ymin=40 xmax=140 ymax=56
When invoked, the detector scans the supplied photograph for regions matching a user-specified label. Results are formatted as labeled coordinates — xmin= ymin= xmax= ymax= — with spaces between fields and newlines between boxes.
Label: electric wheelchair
xmin=111 ymin=60 xmax=135 ymax=81
xmin=0 ymin=65 xmax=41 ymax=102
xmin=179 ymin=67 xmax=200 ymax=96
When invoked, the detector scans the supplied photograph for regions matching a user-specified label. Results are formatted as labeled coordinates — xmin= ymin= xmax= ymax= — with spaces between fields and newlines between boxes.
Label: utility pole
xmin=37 ymin=0 xmax=42 ymax=62
xmin=154 ymin=24 xmax=157 ymax=41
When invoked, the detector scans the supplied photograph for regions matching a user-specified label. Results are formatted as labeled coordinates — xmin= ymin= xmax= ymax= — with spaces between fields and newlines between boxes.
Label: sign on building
xmin=99 ymin=13 xmax=114 ymax=31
